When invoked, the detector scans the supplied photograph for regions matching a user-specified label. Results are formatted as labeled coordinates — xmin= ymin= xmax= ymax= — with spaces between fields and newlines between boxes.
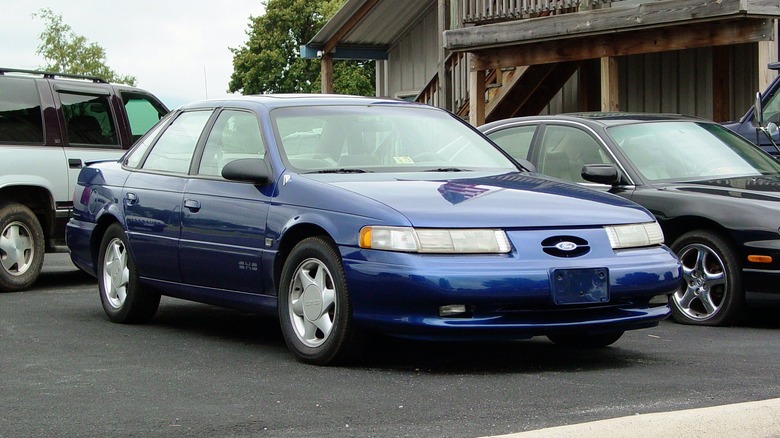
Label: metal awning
xmin=301 ymin=0 xmax=436 ymax=60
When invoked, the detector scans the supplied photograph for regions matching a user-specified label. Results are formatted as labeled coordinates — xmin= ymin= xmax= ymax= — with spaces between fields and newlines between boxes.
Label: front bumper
xmin=341 ymin=242 xmax=680 ymax=340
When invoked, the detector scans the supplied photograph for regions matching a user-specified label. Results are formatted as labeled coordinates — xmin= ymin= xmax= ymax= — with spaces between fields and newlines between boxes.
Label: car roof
xmin=178 ymin=94 xmax=427 ymax=111
xmin=480 ymin=112 xmax=712 ymax=130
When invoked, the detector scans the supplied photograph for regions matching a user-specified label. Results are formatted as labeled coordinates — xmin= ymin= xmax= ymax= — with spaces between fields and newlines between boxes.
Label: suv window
xmin=121 ymin=92 xmax=167 ymax=142
xmin=142 ymin=110 xmax=212 ymax=173
xmin=59 ymin=92 xmax=118 ymax=146
xmin=0 ymin=76 xmax=44 ymax=143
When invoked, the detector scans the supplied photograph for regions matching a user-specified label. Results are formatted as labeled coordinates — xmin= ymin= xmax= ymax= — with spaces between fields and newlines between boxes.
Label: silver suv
xmin=0 ymin=67 xmax=168 ymax=291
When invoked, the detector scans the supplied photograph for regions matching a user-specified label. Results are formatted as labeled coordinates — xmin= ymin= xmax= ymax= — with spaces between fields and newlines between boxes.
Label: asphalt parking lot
xmin=2 ymin=254 xmax=779 ymax=437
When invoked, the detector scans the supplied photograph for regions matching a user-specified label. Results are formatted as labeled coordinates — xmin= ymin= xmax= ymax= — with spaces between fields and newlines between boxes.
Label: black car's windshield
xmin=607 ymin=121 xmax=780 ymax=181
xmin=271 ymin=105 xmax=516 ymax=174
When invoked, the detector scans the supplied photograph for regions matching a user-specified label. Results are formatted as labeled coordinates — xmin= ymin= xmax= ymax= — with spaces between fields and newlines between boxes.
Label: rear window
xmin=0 ymin=76 xmax=44 ymax=143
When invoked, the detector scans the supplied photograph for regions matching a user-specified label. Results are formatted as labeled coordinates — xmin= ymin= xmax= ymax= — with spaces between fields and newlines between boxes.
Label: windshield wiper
xmin=423 ymin=167 xmax=470 ymax=172
xmin=308 ymin=168 xmax=371 ymax=174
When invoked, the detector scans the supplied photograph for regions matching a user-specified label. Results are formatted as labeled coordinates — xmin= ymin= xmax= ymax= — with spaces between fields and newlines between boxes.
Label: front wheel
xmin=669 ymin=230 xmax=743 ymax=326
xmin=0 ymin=202 xmax=45 ymax=292
xmin=547 ymin=331 xmax=624 ymax=348
xmin=97 ymin=223 xmax=160 ymax=323
xmin=278 ymin=236 xmax=360 ymax=365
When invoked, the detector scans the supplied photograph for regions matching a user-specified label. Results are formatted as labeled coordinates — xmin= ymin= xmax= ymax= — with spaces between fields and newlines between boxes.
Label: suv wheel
xmin=0 ymin=202 xmax=45 ymax=292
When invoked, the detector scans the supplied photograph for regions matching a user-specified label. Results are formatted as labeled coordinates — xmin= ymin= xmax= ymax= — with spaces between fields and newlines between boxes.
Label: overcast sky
xmin=1 ymin=0 xmax=266 ymax=109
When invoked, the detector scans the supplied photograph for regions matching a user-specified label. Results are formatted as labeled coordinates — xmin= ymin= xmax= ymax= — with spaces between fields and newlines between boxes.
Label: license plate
xmin=551 ymin=268 xmax=609 ymax=305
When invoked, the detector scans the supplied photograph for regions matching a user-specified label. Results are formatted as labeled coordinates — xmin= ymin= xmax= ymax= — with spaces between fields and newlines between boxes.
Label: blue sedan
xmin=66 ymin=95 xmax=680 ymax=365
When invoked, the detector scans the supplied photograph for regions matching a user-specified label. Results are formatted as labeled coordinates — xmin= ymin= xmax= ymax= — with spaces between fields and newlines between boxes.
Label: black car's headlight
xmin=359 ymin=226 xmax=511 ymax=254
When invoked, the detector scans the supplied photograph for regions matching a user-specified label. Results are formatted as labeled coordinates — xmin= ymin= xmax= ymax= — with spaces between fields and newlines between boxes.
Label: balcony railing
xmin=462 ymin=0 xmax=621 ymax=24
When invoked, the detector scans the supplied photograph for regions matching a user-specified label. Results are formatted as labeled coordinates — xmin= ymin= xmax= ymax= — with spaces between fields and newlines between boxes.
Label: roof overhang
xmin=301 ymin=0 xmax=436 ymax=60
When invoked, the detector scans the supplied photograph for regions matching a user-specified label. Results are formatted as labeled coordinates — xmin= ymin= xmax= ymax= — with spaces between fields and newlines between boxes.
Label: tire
xmin=547 ymin=331 xmax=624 ymax=348
xmin=278 ymin=236 xmax=360 ymax=365
xmin=0 ymin=202 xmax=45 ymax=292
xmin=97 ymin=223 xmax=160 ymax=323
xmin=669 ymin=230 xmax=743 ymax=326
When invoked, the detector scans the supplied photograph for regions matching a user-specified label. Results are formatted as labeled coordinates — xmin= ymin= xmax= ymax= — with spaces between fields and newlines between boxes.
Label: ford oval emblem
xmin=555 ymin=241 xmax=578 ymax=251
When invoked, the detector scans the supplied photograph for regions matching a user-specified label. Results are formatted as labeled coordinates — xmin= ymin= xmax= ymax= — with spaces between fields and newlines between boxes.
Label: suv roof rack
xmin=0 ymin=67 xmax=108 ymax=83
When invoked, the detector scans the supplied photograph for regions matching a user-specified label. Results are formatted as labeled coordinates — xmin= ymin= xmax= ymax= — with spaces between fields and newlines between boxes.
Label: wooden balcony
xmin=461 ymin=0 xmax=617 ymax=24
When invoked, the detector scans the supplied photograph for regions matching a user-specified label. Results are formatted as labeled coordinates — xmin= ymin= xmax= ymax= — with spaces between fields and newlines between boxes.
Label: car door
xmin=122 ymin=110 xmax=213 ymax=283
xmin=484 ymin=123 xmax=539 ymax=163
xmin=57 ymin=88 xmax=127 ymax=203
xmin=179 ymin=109 xmax=272 ymax=294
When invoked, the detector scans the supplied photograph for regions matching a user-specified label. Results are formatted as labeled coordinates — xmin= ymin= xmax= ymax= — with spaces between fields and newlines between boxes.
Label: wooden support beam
xmin=321 ymin=53 xmax=334 ymax=94
xmin=601 ymin=57 xmax=619 ymax=112
xmin=469 ymin=70 xmax=486 ymax=126
xmin=757 ymin=21 xmax=779 ymax=91
xmin=712 ymin=46 xmax=732 ymax=122
xmin=438 ymin=0 xmax=452 ymax=111
xmin=471 ymin=19 xmax=774 ymax=72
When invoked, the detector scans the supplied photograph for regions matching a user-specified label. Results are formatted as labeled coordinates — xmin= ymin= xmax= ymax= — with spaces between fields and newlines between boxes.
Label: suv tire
xmin=0 ymin=202 xmax=45 ymax=292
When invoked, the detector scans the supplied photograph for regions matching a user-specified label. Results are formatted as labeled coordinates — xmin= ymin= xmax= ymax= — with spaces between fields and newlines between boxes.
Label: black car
xmin=480 ymin=113 xmax=780 ymax=326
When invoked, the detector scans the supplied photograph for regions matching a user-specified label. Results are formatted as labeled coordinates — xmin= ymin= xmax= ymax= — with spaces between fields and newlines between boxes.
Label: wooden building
xmin=303 ymin=0 xmax=780 ymax=126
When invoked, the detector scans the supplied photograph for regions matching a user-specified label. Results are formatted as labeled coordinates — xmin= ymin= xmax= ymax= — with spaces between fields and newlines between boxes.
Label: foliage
xmin=229 ymin=0 xmax=374 ymax=96
xmin=33 ymin=8 xmax=136 ymax=86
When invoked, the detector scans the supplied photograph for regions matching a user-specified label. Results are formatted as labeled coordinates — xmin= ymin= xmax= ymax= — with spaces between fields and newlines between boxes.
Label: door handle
xmin=184 ymin=199 xmax=201 ymax=212
xmin=68 ymin=158 xmax=83 ymax=169
xmin=124 ymin=192 xmax=138 ymax=206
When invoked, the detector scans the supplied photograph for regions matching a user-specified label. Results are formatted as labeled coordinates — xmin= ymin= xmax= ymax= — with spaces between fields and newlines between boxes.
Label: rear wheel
xmin=547 ymin=331 xmax=624 ymax=348
xmin=0 ymin=202 xmax=45 ymax=292
xmin=278 ymin=236 xmax=360 ymax=365
xmin=669 ymin=230 xmax=743 ymax=326
xmin=97 ymin=223 xmax=160 ymax=323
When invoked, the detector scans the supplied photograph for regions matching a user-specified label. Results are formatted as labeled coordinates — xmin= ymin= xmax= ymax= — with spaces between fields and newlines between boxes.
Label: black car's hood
xmin=655 ymin=175 xmax=780 ymax=203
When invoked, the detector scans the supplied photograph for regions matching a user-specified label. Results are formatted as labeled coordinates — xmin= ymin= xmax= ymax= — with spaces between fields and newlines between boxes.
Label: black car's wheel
xmin=547 ymin=331 xmax=624 ymax=348
xmin=97 ymin=223 xmax=160 ymax=323
xmin=278 ymin=236 xmax=360 ymax=365
xmin=669 ymin=230 xmax=743 ymax=326
xmin=0 ymin=202 xmax=45 ymax=292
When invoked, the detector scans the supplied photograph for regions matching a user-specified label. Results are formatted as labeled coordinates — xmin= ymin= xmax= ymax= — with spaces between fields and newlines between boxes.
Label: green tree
xmin=33 ymin=8 xmax=136 ymax=86
xmin=229 ymin=0 xmax=374 ymax=96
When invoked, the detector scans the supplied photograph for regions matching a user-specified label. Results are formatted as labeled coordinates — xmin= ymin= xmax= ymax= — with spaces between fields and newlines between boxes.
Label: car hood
xmin=314 ymin=171 xmax=653 ymax=228
xmin=655 ymin=175 xmax=780 ymax=203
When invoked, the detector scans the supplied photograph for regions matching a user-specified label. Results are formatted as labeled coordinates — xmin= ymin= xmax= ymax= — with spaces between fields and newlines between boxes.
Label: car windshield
xmin=607 ymin=121 xmax=780 ymax=181
xmin=272 ymin=105 xmax=516 ymax=173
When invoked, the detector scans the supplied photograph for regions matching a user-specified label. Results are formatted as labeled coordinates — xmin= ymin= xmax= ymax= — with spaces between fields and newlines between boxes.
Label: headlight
xmin=359 ymin=226 xmax=511 ymax=254
xmin=605 ymin=222 xmax=664 ymax=249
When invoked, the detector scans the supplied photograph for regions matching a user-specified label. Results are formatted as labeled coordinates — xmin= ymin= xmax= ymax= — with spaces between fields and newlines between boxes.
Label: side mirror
xmin=581 ymin=164 xmax=620 ymax=185
xmin=753 ymin=91 xmax=764 ymax=128
xmin=221 ymin=158 xmax=271 ymax=184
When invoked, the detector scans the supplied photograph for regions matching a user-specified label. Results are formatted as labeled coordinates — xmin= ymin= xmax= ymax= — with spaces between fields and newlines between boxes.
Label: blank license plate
xmin=551 ymin=268 xmax=609 ymax=305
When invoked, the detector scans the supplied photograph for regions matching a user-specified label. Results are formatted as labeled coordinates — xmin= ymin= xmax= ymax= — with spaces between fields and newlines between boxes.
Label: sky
xmin=1 ymin=0 xmax=267 ymax=109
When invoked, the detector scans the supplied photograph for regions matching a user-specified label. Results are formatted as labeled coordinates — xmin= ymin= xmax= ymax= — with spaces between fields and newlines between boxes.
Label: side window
xmin=199 ymin=110 xmax=265 ymax=177
xmin=59 ymin=92 xmax=118 ymax=146
xmin=537 ymin=125 xmax=612 ymax=183
xmin=121 ymin=92 xmax=168 ymax=142
xmin=124 ymin=114 xmax=171 ymax=168
xmin=142 ymin=111 xmax=211 ymax=174
xmin=486 ymin=125 xmax=537 ymax=161
xmin=0 ymin=77 xmax=44 ymax=143
xmin=762 ymin=89 xmax=780 ymax=125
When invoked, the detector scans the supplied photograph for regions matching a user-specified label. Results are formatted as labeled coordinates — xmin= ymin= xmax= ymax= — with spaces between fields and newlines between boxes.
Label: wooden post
xmin=321 ymin=53 xmax=334 ymax=94
xmin=757 ymin=21 xmax=779 ymax=92
xmin=712 ymin=46 xmax=731 ymax=122
xmin=600 ymin=57 xmax=619 ymax=112
xmin=469 ymin=69 xmax=486 ymax=126
xmin=438 ymin=0 xmax=452 ymax=111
